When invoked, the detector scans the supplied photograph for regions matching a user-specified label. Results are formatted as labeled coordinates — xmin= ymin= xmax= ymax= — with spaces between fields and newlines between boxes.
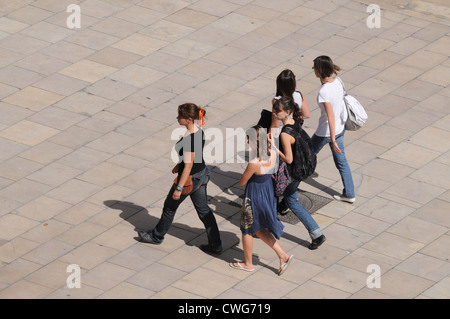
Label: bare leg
xmin=255 ymin=229 xmax=290 ymax=269
xmin=231 ymin=234 xmax=254 ymax=270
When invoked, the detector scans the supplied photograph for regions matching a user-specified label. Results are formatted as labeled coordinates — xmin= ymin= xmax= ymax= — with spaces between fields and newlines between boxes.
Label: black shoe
xmin=199 ymin=244 xmax=223 ymax=255
xmin=308 ymin=235 xmax=326 ymax=250
xmin=277 ymin=198 xmax=290 ymax=216
xmin=137 ymin=231 xmax=161 ymax=245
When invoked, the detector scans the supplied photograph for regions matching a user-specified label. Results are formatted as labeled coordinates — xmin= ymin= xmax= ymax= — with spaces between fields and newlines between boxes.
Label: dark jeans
xmin=150 ymin=167 xmax=222 ymax=249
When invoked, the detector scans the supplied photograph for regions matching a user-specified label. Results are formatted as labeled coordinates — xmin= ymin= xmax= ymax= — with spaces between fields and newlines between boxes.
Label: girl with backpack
xmin=272 ymin=97 xmax=326 ymax=250
xmin=312 ymin=56 xmax=355 ymax=203
xmin=230 ymin=125 xmax=293 ymax=275
xmin=270 ymin=69 xmax=311 ymax=216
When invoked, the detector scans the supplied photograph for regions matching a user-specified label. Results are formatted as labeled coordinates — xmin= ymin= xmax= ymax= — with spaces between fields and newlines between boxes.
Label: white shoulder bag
xmin=337 ymin=77 xmax=368 ymax=131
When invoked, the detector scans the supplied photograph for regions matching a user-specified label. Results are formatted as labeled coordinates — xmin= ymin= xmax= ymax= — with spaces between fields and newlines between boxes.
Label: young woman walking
xmin=230 ymin=125 xmax=293 ymax=275
xmin=312 ymin=56 xmax=355 ymax=203
xmin=270 ymin=69 xmax=311 ymax=137
xmin=272 ymin=97 xmax=326 ymax=250
xmin=138 ymin=103 xmax=222 ymax=254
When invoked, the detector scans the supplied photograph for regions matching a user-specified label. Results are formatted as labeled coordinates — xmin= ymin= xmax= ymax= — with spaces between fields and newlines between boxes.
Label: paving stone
xmin=0 ymin=214 xmax=40 ymax=241
xmin=412 ymin=199 xmax=450 ymax=229
xmin=126 ymin=262 xmax=187 ymax=292
xmin=82 ymin=262 xmax=136 ymax=291
xmin=0 ymin=120 xmax=60 ymax=146
xmin=286 ymin=280 xmax=350 ymax=299
xmin=0 ymin=17 xmax=29 ymax=34
xmin=65 ymin=29 xmax=120 ymax=51
xmin=0 ymin=34 xmax=49 ymax=56
xmin=59 ymin=59 xmax=118 ymax=83
xmin=25 ymin=260 xmax=71 ymax=289
xmin=0 ymin=280 xmax=53 ymax=299
xmin=166 ymin=8 xmax=218 ymax=29
xmin=363 ymin=232 xmax=425 ymax=260
xmin=14 ymin=53 xmax=71 ymax=76
xmin=86 ymin=47 xmax=142 ymax=69
xmin=22 ymin=239 xmax=74 ymax=265
xmin=99 ymin=282 xmax=155 ymax=299
xmin=60 ymin=242 xmax=119 ymax=270
xmin=112 ymin=33 xmax=168 ymax=56
xmin=17 ymin=195 xmax=72 ymax=222
xmin=377 ymin=269 xmax=434 ymax=298
xmin=3 ymin=86 xmax=64 ymax=111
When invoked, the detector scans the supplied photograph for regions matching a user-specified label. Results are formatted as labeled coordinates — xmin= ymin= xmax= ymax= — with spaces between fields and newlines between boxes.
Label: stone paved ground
xmin=0 ymin=0 xmax=449 ymax=299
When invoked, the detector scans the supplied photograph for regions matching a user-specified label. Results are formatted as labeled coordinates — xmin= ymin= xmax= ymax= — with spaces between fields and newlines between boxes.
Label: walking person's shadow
xmin=103 ymin=199 xmax=279 ymax=274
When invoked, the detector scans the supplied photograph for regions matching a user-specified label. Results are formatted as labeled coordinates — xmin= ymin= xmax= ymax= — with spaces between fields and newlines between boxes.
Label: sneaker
xmin=333 ymin=194 xmax=355 ymax=204
xmin=308 ymin=235 xmax=326 ymax=250
xmin=277 ymin=198 xmax=290 ymax=216
xmin=137 ymin=231 xmax=161 ymax=245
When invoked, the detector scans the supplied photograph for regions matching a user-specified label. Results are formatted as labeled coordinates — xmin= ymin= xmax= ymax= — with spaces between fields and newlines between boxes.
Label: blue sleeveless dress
xmin=240 ymin=163 xmax=284 ymax=240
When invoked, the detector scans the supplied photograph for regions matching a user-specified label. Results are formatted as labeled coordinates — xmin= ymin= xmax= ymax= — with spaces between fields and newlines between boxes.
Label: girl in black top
xmin=138 ymin=103 xmax=222 ymax=254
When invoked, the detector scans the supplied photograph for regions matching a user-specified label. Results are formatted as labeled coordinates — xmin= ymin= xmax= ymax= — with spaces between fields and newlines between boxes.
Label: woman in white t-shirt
xmin=270 ymin=69 xmax=310 ymax=137
xmin=312 ymin=56 xmax=355 ymax=203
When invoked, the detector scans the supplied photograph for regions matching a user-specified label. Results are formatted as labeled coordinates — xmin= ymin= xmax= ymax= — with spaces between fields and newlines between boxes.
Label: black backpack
xmin=281 ymin=123 xmax=317 ymax=181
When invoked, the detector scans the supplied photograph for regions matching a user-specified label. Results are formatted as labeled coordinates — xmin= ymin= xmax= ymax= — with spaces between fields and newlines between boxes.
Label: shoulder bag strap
xmin=336 ymin=77 xmax=347 ymax=97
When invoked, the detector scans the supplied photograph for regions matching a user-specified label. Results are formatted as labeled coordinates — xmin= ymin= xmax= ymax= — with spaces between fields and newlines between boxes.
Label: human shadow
xmin=207 ymin=167 xmax=314 ymax=250
xmin=103 ymin=199 xmax=279 ymax=274
xmin=302 ymin=174 xmax=341 ymax=197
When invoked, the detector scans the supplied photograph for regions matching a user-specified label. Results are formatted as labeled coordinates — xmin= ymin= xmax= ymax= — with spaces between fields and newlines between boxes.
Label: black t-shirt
xmin=175 ymin=128 xmax=206 ymax=176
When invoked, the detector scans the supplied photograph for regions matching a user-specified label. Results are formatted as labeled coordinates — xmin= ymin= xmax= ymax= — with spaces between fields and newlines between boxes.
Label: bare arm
xmin=239 ymin=162 xmax=258 ymax=186
xmin=275 ymin=132 xmax=295 ymax=164
xmin=173 ymin=152 xmax=194 ymax=200
xmin=323 ymin=102 xmax=341 ymax=154
xmin=300 ymin=92 xmax=310 ymax=120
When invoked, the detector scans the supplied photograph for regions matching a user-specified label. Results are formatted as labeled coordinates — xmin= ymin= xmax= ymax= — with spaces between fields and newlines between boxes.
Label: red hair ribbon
xmin=198 ymin=107 xmax=205 ymax=126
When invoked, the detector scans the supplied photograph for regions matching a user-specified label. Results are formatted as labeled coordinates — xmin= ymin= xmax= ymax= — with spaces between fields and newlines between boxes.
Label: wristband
xmin=176 ymin=185 xmax=184 ymax=192
xmin=331 ymin=140 xmax=337 ymax=144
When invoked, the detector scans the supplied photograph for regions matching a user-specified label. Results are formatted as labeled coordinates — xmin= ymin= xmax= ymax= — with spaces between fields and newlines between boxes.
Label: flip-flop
xmin=229 ymin=261 xmax=254 ymax=272
xmin=278 ymin=255 xmax=294 ymax=276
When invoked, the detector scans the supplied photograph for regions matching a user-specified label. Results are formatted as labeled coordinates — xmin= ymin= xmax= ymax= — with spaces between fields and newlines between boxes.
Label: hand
xmin=331 ymin=141 xmax=342 ymax=154
xmin=172 ymin=189 xmax=181 ymax=200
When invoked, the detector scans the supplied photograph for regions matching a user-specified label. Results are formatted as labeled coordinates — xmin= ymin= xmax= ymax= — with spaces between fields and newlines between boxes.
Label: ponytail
xmin=246 ymin=125 xmax=270 ymax=161
xmin=178 ymin=103 xmax=206 ymax=125
xmin=313 ymin=55 xmax=341 ymax=79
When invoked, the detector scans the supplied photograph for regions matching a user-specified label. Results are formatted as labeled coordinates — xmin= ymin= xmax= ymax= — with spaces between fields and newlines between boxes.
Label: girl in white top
xmin=312 ymin=56 xmax=355 ymax=203
xmin=270 ymin=69 xmax=310 ymax=137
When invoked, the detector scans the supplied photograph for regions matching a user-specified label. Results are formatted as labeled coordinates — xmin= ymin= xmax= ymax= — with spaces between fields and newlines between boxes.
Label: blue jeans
xmin=150 ymin=167 xmax=222 ymax=249
xmin=311 ymin=131 xmax=355 ymax=198
xmin=283 ymin=180 xmax=322 ymax=240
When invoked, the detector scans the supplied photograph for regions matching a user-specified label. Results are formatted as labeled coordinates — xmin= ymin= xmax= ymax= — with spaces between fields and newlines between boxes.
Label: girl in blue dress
xmin=230 ymin=125 xmax=293 ymax=275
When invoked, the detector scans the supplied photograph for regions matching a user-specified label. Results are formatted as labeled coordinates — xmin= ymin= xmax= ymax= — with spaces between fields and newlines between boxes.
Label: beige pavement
xmin=0 ymin=0 xmax=449 ymax=299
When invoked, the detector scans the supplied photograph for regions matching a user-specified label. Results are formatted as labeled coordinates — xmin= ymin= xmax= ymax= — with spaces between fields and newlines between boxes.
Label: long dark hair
xmin=246 ymin=125 xmax=270 ymax=162
xmin=273 ymin=96 xmax=302 ymax=123
xmin=276 ymin=69 xmax=296 ymax=97
xmin=313 ymin=55 xmax=341 ymax=79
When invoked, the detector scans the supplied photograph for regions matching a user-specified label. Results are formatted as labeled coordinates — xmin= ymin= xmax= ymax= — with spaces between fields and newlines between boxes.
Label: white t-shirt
xmin=273 ymin=91 xmax=302 ymax=137
xmin=315 ymin=79 xmax=346 ymax=137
